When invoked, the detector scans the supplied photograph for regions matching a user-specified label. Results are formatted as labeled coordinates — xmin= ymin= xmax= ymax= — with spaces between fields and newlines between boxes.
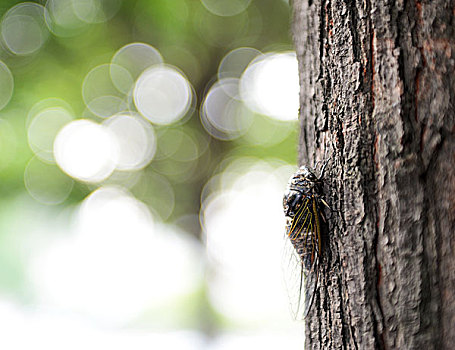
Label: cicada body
xmin=282 ymin=165 xmax=327 ymax=319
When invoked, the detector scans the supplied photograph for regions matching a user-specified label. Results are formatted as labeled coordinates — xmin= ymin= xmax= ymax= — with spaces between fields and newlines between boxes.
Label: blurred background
xmin=0 ymin=0 xmax=303 ymax=348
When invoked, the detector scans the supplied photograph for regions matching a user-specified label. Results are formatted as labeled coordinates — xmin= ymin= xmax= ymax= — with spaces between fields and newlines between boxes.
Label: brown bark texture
xmin=292 ymin=0 xmax=455 ymax=349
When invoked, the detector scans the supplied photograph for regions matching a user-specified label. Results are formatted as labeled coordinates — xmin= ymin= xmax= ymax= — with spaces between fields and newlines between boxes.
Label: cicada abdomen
xmin=283 ymin=165 xmax=328 ymax=319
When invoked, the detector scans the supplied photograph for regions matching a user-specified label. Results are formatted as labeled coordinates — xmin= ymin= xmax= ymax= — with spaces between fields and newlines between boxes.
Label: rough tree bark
xmin=292 ymin=0 xmax=454 ymax=349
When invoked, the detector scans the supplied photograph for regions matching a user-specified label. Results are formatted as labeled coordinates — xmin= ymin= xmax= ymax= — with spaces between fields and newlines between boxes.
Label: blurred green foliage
xmin=0 ymin=0 xmax=296 ymax=230
xmin=0 ymin=2 xmax=305 ymax=339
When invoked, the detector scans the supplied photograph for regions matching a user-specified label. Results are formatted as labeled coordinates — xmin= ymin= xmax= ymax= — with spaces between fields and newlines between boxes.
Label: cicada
xmin=282 ymin=163 xmax=329 ymax=319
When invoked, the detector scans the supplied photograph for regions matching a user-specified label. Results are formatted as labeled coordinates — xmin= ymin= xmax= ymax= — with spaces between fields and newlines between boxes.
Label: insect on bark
xmin=282 ymin=162 xmax=329 ymax=319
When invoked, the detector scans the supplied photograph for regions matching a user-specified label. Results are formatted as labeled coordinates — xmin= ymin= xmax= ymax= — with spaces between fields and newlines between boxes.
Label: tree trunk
xmin=291 ymin=0 xmax=455 ymax=349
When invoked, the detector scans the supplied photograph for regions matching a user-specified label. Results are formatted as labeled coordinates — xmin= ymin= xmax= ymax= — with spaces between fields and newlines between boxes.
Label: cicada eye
xmin=284 ymin=192 xmax=302 ymax=216
xmin=307 ymin=173 xmax=317 ymax=182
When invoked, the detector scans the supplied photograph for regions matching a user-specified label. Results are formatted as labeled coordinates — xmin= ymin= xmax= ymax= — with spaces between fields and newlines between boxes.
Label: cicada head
xmin=283 ymin=189 xmax=304 ymax=218
xmin=286 ymin=165 xmax=323 ymax=197
xmin=298 ymin=165 xmax=318 ymax=182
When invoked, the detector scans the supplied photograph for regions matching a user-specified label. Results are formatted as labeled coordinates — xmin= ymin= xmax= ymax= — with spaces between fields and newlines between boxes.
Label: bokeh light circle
xmin=82 ymin=63 xmax=132 ymax=118
xmin=218 ymin=47 xmax=262 ymax=80
xmin=27 ymin=107 xmax=74 ymax=162
xmin=134 ymin=65 xmax=193 ymax=125
xmin=240 ymin=51 xmax=299 ymax=121
xmin=54 ymin=119 xmax=117 ymax=182
xmin=72 ymin=0 xmax=122 ymax=24
xmin=194 ymin=7 xmax=249 ymax=48
xmin=154 ymin=128 xmax=202 ymax=162
xmin=99 ymin=169 xmax=142 ymax=191
xmin=44 ymin=0 xmax=89 ymax=37
xmin=103 ymin=113 xmax=156 ymax=170
xmin=202 ymin=160 xmax=295 ymax=323
xmin=200 ymin=0 xmax=252 ymax=17
xmin=86 ymin=95 xmax=128 ymax=119
xmin=201 ymin=78 xmax=253 ymax=140
xmin=111 ymin=42 xmax=163 ymax=82
xmin=130 ymin=170 xmax=175 ymax=221
xmin=26 ymin=98 xmax=74 ymax=128
xmin=154 ymin=128 xmax=185 ymax=161
xmin=0 ymin=61 xmax=14 ymax=111
xmin=24 ymin=156 xmax=74 ymax=205
xmin=1 ymin=2 xmax=50 ymax=55
xmin=30 ymin=186 xmax=203 ymax=325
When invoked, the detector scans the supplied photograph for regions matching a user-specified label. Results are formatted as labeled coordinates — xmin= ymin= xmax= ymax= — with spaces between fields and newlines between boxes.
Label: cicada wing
xmin=302 ymin=201 xmax=321 ymax=318
xmin=302 ymin=253 xmax=319 ymax=318
xmin=282 ymin=235 xmax=306 ymax=320
xmin=283 ymin=197 xmax=321 ymax=319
